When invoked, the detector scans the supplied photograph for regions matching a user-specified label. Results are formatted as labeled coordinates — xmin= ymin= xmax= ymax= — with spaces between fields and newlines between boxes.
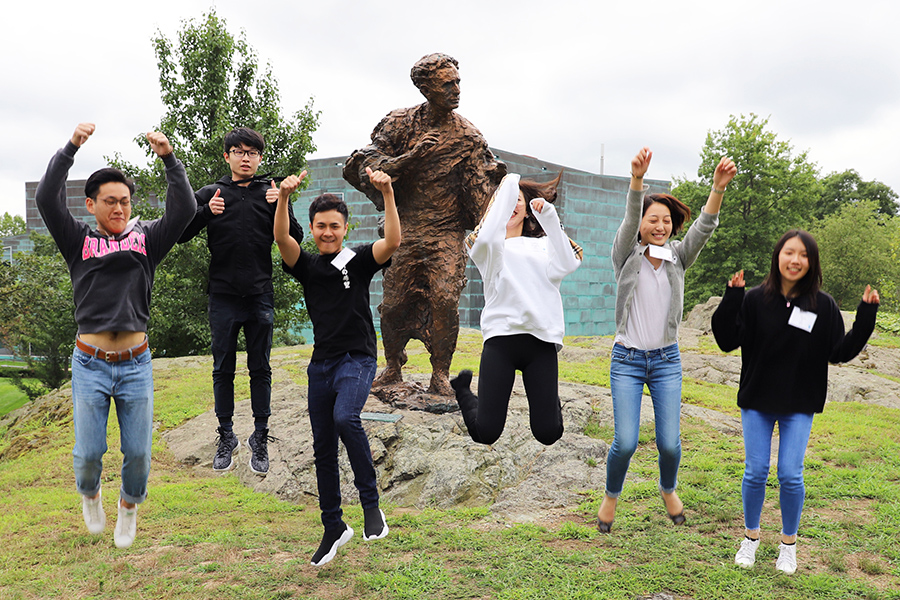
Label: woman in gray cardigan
xmin=597 ymin=147 xmax=736 ymax=532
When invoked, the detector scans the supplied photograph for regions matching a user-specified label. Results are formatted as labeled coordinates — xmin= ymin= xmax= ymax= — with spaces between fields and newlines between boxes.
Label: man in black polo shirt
xmin=274 ymin=167 xmax=399 ymax=566
xmin=179 ymin=127 xmax=303 ymax=475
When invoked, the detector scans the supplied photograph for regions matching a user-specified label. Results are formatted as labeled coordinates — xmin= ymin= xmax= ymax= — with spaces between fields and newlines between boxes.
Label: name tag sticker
xmin=647 ymin=245 xmax=676 ymax=263
xmin=331 ymin=247 xmax=357 ymax=271
xmin=788 ymin=306 xmax=817 ymax=333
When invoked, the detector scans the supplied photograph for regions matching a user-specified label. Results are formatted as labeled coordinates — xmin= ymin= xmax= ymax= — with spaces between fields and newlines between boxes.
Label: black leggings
xmin=460 ymin=334 xmax=563 ymax=446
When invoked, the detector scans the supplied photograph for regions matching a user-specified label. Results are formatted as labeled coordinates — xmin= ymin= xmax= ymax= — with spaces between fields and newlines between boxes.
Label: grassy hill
xmin=0 ymin=331 xmax=897 ymax=599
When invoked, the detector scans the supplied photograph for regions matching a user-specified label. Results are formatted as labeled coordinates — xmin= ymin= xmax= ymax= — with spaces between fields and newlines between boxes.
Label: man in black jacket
xmin=179 ymin=127 xmax=302 ymax=475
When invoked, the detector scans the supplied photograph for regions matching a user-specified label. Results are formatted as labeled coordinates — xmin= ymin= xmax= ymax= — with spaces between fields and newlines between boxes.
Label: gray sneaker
xmin=248 ymin=429 xmax=277 ymax=475
xmin=213 ymin=427 xmax=239 ymax=471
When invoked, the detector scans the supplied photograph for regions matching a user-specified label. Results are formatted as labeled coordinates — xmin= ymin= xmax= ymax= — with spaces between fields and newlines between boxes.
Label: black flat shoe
xmin=596 ymin=517 xmax=613 ymax=533
xmin=667 ymin=511 xmax=687 ymax=526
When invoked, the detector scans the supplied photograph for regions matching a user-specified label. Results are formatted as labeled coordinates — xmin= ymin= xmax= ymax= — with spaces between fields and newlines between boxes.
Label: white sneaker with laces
xmin=734 ymin=537 xmax=760 ymax=568
xmin=776 ymin=542 xmax=797 ymax=574
xmin=114 ymin=501 xmax=138 ymax=549
xmin=82 ymin=491 xmax=106 ymax=534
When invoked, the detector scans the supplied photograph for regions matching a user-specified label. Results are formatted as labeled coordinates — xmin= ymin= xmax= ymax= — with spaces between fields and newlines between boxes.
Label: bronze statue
xmin=344 ymin=53 xmax=506 ymax=397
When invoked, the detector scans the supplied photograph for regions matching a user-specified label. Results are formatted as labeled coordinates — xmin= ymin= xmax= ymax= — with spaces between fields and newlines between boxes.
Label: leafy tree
xmin=0 ymin=233 xmax=76 ymax=395
xmin=672 ymin=114 xmax=821 ymax=308
xmin=109 ymin=9 xmax=319 ymax=356
xmin=814 ymin=169 xmax=898 ymax=219
xmin=0 ymin=212 xmax=26 ymax=239
xmin=812 ymin=200 xmax=900 ymax=310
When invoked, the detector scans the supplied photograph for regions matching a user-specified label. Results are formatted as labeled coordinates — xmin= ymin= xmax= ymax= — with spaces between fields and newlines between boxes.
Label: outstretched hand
xmin=147 ymin=132 xmax=173 ymax=157
xmin=713 ymin=157 xmax=738 ymax=190
xmin=631 ymin=147 xmax=652 ymax=179
xmin=727 ymin=270 xmax=745 ymax=288
xmin=863 ymin=285 xmax=880 ymax=305
xmin=278 ymin=170 xmax=308 ymax=200
xmin=71 ymin=123 xmax=95 ymax=147
xmin=366 ymin=167 xmax=394 ymax=195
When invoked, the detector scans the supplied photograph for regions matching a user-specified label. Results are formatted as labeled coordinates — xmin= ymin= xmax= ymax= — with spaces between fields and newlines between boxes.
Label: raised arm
xmin=274 ymin=171 xmax=307 ymax=268
xmin=467 ymin=173 xmax=521 ymax=283
xmin=144 ymin=131 xmax=198 ymax=260
xmin=611 ymin=148 xmax=651 ymax=272
xmin=35 ymin=123 xmax=95 ymax=249
xmin=701 ymin=157 xmax=737 ymax=215
xmin=368 ymin=167 xmax=401 ymax=264
xmin=711 ymin=270 xmax=747 ymax=352
xmin=829 ymin=285 xmax=880 ymax=363
xmin=530 ymin=198 xmax=581 ymax=281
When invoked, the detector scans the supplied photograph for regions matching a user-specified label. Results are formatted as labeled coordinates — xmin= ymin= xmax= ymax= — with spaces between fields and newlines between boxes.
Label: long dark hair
xmin=519 ymin=170 xmax=563 ymax=238
xmin=762 ymin=229 xmax=822 ymax=309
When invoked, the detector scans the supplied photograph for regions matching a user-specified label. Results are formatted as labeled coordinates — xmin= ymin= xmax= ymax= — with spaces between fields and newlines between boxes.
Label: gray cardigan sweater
xmin=612 ymin=186 xmax=719 ymax=348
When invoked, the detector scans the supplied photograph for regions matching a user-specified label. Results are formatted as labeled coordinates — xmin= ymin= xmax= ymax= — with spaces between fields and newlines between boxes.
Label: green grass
xmin=1 ymin=334 xmax=898 ymax=599
xmin=0 ymin=378 xmax=29 ymax=417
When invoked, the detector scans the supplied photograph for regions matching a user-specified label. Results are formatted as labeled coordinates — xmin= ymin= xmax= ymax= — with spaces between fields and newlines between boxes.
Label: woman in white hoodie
xmin=451 ymin=171 xmax=582 ymax=445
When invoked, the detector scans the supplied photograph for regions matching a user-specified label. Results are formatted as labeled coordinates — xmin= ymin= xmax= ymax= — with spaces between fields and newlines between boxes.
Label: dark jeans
xmin=209 ymin=292 xmax=274 ymax=424
xmin=463 ymin=334 xmax=563 ymax=446
xmin=307 ymin=352 xmax=380 ymax=532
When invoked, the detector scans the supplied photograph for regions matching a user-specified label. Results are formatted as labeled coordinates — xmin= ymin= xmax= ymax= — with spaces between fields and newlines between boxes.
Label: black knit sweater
xmin=712 ymin=285 xmax=877 ymax=414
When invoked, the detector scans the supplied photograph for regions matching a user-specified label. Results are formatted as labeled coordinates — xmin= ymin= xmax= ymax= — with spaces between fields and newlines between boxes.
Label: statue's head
xmin=411 ymin=53 xmax=460 ymax=113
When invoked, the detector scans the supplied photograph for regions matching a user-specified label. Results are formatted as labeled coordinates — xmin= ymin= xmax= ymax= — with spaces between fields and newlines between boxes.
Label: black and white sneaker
xmin=247 ymin=428 xmax=277 ymax=475
xmin=363 ymin=507 xmax=389 ymax=541
xmin=310 ymin=524 xmax=354 ymax=566
xmin=213 ymin=427 xmax=239 ymax=471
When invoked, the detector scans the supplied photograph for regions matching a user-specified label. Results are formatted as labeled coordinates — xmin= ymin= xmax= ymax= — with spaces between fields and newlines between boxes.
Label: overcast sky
xmin=3 ymin=0 xmax=898 ymax=218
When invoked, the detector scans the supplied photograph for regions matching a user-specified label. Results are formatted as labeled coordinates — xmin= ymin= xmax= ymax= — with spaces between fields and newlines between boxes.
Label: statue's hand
xmin=410 ymin=131 xmax=440 ymax=158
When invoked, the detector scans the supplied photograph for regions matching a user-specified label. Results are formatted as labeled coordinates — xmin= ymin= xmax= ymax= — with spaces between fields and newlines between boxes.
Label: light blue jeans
xmin=606 ymin=343 xmax=683 ymax=496
xmin=741 ymin=408 xmax=814 ymax=536
xmin=71 ymin=346 xmax=154 ymax=504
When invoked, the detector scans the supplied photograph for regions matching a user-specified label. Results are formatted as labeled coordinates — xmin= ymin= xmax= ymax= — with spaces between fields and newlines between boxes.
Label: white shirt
xmin=616 ymin=251 xmax=672 ymax=350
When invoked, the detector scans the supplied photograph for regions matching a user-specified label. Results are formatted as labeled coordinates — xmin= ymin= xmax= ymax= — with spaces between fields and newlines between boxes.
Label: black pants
xmin=460 ymin=334 xmax=563 ymax=446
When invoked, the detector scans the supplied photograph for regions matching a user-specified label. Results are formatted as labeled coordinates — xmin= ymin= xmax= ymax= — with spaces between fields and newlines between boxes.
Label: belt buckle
xmin=105 ymin=351 xmax=118 ymax=363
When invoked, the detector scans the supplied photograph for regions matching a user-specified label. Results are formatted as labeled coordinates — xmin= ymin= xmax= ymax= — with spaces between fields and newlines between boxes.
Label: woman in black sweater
xmin=711 ymin=229 xmax=879 ymax=575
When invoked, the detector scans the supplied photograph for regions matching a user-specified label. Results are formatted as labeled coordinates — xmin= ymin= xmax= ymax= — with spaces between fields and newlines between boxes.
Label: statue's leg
xmin=373 ymin=252 xmax=410 ymax=387
xmin=424 ymin=237 xmax=466 ymax=397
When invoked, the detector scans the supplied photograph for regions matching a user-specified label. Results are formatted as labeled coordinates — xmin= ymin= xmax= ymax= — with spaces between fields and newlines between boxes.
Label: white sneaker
xmin=776 ymin=542 xmax=797 ymax=575
xmin=734 ymin=537 xmax=760 ymax=568
xmin=82 ymin=491 xmax=106 ymax=534
xmin=114 ymin=501 xmax=138 ymax=548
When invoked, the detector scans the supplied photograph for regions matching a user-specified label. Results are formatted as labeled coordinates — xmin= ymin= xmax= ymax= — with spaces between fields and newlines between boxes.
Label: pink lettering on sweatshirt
xmin=81 ymin=232 xmax=147 ymax=260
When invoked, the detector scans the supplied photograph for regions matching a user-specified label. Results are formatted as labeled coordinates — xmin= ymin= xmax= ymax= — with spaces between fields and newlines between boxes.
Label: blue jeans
xmin=741 ymin=408 xmax=814 ymax=536
xmin=307 ymin=352 xmax=379 ymax=532
xmin=606 ymin=343 xmax=682 ymax=496
xmin=71 ymin=346 xmax=154 ymax=504
xmin=209 ymin=292 xmax=274 ymax=425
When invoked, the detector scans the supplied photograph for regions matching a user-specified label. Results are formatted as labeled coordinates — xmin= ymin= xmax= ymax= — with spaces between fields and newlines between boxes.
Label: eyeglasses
xmin=228 ymin=149 xmax=261 ymax=158
xmin=99 ymin=198 xmax=131 ymax=208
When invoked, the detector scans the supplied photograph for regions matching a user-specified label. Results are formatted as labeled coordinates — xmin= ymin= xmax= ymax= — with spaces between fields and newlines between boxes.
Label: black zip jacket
xmin=179 ymin=175 xmax=303 ymax=296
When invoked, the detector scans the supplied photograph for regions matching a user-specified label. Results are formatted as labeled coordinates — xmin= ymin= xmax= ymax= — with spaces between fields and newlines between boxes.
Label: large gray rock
xmin=161 ymin=367 xmax=621 ymax=523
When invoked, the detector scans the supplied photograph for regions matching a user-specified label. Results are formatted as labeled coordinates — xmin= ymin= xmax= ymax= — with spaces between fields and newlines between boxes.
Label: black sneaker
xmin=247 ymin=428 xmax=278 ymax=475
xmin=213 ymin=427 xmax=239 ymax=471
xmin=363 ymin=507 xmax=389 ymax=541
xmin=310 ymin=523 xmax=354 ymax=566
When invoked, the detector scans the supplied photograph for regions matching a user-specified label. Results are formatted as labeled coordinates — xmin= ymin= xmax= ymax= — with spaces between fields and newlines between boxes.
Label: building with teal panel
xmin=295 ymin=149 xmax=669 ymax=337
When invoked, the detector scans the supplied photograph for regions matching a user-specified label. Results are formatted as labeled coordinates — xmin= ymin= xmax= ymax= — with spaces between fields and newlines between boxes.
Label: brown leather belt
xmin=75 ymin=337 xmax=149 ymax=362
